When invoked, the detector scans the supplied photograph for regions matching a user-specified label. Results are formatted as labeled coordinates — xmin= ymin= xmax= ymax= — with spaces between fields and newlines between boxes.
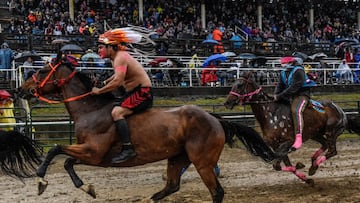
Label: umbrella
xmin=148 ymin=57 xmax=168 ymax=66
xmin=237 ymin=53 xmax=256 ymax=60
xmin=202 ymin=39 xmax=218 ymax=45
xmin=0 ymin=90 xmax=11 ymax=99
xmin=292 ymin=52 xmax=308 ymax=60
xmin=308 ymin=52 xmax=328 ymax=61
xmin=334 ymin=38 xmax=359 ymax=45
xmin=222 ymin=51 xmax=236 ymax=57
xmin=202 ymin=54 xmax=227 ymax=67
xmin=61 ymin=44 xmax=84 ymax=52
xmin=14 ymin=51 xmax=42 ymax=63
xmin=52 ymin=38 xmax=70 ymax=44
xmin=81 ymin=52 xmax=101 ymax=61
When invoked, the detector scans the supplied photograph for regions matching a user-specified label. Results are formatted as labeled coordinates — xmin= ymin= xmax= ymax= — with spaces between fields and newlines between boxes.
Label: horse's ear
xmin=55 ymin=50 xmax=63 ymax=64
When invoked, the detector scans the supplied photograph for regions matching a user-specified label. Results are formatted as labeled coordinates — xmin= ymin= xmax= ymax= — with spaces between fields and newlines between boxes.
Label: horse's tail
xmin=211 ymin=113 xmax=276 ymax=163
xmin=0 ymin=130 xmax=42 ymax=180
xmin=346 ymin=114 xmax=360 ymax=135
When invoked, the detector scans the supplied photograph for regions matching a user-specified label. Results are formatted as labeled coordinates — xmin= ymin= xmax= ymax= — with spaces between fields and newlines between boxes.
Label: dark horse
xmin=224 ymin=71 xmax=360 ymax=185
xmin=18 ymin=59 xmax=277 ymax=202
xmin=0 ymin=130 xmax=42 ymax=180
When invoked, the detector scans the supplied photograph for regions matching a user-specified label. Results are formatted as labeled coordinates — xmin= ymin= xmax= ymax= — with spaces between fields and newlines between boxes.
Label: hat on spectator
xmin=98 ymin=28 xmax=142 ymax=45
xmin=1 ymin=42 xmax=9 ymax=48
xmin=0 ymin=90 xmax=11 ymax=100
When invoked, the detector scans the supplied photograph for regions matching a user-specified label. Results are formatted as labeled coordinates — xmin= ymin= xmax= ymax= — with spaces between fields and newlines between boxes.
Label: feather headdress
xmin=98 ymin=28 xmax=142 ymax=45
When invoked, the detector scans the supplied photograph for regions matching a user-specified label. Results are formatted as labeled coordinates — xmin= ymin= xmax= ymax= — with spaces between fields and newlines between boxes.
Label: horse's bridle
xmin=229 ymin=76 xmax=262 ymax=104
xmin=31 ymin=62 xmax=91 ymax=104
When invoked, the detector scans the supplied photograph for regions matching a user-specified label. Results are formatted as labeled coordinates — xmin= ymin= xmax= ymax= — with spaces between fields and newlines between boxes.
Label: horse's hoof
xmin=295 ymin=162 xmax=305 ymax=169
xmin=306 ymin=178 xmax=315 ymax=187
xmin=308 ymin=165 xmax=318 ymax=176
xmin=80 ymin=184 xmax=96 ymax=198
xmin=37 ymin=178 xmax=48 ymax=195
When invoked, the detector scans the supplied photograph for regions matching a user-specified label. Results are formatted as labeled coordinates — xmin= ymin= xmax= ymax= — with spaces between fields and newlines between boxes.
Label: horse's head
xmin=18 ymin=61 xmax=77 ymax=100
xmin=224 ymin=71 xmax=261 ymax=109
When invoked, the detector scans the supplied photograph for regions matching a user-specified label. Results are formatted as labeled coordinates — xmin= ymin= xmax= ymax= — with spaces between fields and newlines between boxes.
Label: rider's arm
xmin=276 ymin=69 xmax=305 ymax=100
xmin=92 ymin=53 xmax=127 ymax=95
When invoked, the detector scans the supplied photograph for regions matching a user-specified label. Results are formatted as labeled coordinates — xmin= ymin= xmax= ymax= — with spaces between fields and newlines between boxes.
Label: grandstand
xmin=0 ymin=0 xmax=359 ymax=93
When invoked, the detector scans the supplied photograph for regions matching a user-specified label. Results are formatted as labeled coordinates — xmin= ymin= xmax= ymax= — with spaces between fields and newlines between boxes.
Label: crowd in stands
xmin=3 ymin=0 xmax=359 ymax=47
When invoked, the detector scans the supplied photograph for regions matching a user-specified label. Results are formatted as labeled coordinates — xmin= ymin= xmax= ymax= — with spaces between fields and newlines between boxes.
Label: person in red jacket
xmin=201 ymin=60 xmax=218 ymax=86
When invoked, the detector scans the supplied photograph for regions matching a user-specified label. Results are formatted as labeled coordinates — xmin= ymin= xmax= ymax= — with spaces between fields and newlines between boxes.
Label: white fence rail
xmin=4 ymin=55 xmax=360 ymax=88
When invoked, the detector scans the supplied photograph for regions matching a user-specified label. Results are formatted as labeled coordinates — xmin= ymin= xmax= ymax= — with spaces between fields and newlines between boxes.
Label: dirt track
xmin=0 ymin=139 xmax=359 ymax=203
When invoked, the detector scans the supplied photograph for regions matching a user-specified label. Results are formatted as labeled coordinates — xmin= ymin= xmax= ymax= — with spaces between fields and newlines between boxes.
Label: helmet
xmin=98 ymin=28 xmax=142 ymax=45
xmin=280 ymin=56 xmax=296 ymax=64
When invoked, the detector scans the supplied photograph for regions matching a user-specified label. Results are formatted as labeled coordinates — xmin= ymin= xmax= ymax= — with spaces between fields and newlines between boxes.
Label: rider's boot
xmin=111 ymin=119 xmax=136 ymax=164
xmin=290 ymin=133 xmax=302 ymax=152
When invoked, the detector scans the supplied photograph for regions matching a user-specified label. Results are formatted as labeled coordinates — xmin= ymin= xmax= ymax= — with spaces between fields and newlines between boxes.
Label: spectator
xmin=189 ymin=51 xmax=201 ymax=68
xmin=82 ymin=25 xmax=91 ymax=36
xmin=0 ymin=90 xmax=16 ymax=131
xmin=212 ymin=24 xmax=224 ymax=54
xmin=168 ymin=59 xmax=184 ymax=86
xmin=0 ymin=42 xmax=14 ymax=80
xmin=216 ymin=60 xmax=227 ymax=86
xmin=88 ymin=23 xmax=97 ymax=36
xmin=336 ymin=59 xmax=353 ymax=84
xmin=230 ymin=32 xmax=242 ymax=49
xmin=27 ymin=11 xmax=37 ymax=25
xmin=344 ymin=47 xmax=354 ymax=67
xmin=201 ymin=60 xmax=218 ymax=87
xmin=22 ymin=56 xmax=35 ymax=80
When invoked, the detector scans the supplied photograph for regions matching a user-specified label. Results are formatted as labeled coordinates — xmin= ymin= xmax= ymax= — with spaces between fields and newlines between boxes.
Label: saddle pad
xmin=310 ymin=100 xmax=325 ymax=113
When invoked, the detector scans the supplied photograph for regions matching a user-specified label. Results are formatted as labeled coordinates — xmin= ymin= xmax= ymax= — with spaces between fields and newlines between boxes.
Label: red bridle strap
xmin=35 ymin=92 xmax=92 ymax=104
xmin=39 ymin=62 xmax=60 ymax=87
xmin=32 ymin=62 xmax=91 ymax=104
xmin=229 ymin=86 xmax=262 ymax=102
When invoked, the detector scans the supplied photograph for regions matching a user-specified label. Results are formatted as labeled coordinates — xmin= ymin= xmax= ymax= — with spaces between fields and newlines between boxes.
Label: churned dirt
xmin=0 ymin=138 xmax=359 ymax=203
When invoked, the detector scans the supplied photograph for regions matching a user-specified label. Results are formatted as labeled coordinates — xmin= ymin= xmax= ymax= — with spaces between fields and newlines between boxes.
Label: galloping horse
xmin=18 ymin=59 xmax=277 ymax=202
xmin=224 ymin=71 xmax=360 ymax=185
xmin=0 ymin=130 xmax=42 ymax=180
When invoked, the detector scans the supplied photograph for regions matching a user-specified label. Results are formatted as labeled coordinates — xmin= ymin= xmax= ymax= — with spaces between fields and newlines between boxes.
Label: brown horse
xmin=18 ymin=59 xmax=277 ymax=202
xmin=0 ymin=130 xmax=42 ymax=180
xmin=224 ymin=71 xmax=360 ymax=185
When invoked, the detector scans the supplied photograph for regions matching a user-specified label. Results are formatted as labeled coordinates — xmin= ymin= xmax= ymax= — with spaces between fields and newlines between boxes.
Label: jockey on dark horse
xmin=273 ymin=56 xmax=316 ymax=152
xmin=91 ymin=28 xmax=153 ymax=163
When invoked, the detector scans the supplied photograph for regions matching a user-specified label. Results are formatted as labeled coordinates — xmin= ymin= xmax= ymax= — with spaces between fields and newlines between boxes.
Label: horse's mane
xmin=239 ymin=71 xmax=290 ymax=114
xmin=60 ymin=63 xmax=115 ymax=100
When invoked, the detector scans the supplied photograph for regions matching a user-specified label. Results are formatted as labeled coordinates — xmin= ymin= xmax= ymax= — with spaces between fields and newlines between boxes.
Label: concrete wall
xmin=153 ymin=85 xmax=360 ymax=97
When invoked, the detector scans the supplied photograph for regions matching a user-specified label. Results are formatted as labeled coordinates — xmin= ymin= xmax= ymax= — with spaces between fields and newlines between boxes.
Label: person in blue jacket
xmin=0 ymin=42 xmax=14 ymax=80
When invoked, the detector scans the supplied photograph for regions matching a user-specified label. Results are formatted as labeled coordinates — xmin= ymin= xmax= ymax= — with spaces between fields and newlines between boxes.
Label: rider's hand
xmin=91 ymin=87 xmax=101 ymax=95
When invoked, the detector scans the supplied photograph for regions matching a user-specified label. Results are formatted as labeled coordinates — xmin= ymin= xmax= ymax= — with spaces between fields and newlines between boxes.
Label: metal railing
xmin=14 ymin=60 xmax=360 ymax=89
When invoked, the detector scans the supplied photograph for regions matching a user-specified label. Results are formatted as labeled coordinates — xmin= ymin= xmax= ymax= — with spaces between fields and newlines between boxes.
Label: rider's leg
xmin=290 ymin=96 xmax=309 ymax=151
xmin=111 ymin=106 xmax=136 ymax=164
xmin=112 ymin=119 xmax=136 ymax=163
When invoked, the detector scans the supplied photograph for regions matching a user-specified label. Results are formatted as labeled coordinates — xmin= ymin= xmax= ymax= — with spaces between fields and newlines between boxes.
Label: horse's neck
xmin=62 ymin=77 xmax=111 ymax=121
xmin=249 ymin=91 xmax=275 ymax=127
